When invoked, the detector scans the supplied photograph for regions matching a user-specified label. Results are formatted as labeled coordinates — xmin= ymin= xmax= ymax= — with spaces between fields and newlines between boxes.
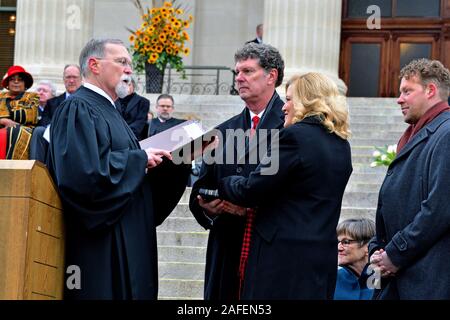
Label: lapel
xmin=392 ymin=112 xmax=450 ymax=165
xmin=222 ymin=108 xmax=250 ymax=160
xmin=238 ymin=93 xmax=285 ymax=162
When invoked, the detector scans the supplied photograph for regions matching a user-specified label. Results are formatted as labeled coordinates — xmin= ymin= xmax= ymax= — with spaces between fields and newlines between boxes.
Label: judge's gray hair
xmin=79 ymin=38 xmax=126 ymax=77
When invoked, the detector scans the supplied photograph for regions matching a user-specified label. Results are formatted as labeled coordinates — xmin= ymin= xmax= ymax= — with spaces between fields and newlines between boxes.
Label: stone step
xmin=352 ymin=163 xmax=388 ymax=174
xmin=350 ymin=114 xmax=404 ymax=124
xmin=349 ymin=138 xmax=402 ymax=147
xmin=350 ymin=122 xmax=407 ymax=132
xmin=158 ymin=245 xmax=207 ymax=263
xmin=158 ymin=279 xmax=204 ymax=300
xmin=169 ymin=203 xmax=192 ymax=218
xmin=340 ymin=207 xmax=376 ymax=221
xmin=342 ymin=191 xmax=379 ymax=208
xmin=350 ymin=130 xmax=403 ymax=139
xmin=179 ymin=187 xmax=192 ymax=204
xmin=348 ymin=172 xmax=385 ymax=183
xmin=158 ymin=217 xmax=205 ymax=232
xmin=345 ymin=182 xmax=382 ymax=193
xmin=157 ymin=231 xmax=208 ymax=247
xmin=351 ymin=154 xmax=379 ymax=165
xmin=159 ymin=261 xmax=205 ymax=281
xmin=349 ymin=107 xmax=401 ymax=116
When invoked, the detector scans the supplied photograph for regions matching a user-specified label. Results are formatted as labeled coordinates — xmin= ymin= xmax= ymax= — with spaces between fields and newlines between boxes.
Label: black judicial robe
xmin=47 ymin=86 xmax=189 ymax=299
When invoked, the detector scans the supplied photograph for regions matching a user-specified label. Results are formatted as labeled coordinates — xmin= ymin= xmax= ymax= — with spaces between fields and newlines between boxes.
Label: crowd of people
xmin=1 ymin=35 xmax=449 ymax=301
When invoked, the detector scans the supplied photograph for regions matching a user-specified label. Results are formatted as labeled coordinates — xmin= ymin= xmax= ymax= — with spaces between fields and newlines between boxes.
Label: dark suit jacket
xmin=38 ymin=92 xmax=67 ymax=127
xmin=148 ymin=117 xmax=185 ymax=137
xmin=369 ymin=111 xmax=450 ymax=299
xmin=245 ymin=38 xmax=262 ymax=45
xmin=218 ymin=116 xmax=353 ymax=299
xmin=119 ymin=93 xmax=150 ymax=140
xmin=189 ymin=92 xmax=285 ymax=300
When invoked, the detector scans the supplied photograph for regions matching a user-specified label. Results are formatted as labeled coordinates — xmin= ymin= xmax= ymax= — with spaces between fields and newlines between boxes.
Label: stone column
xmin=14 ymin=0 xmax=94 ymax=91
xmin=264 ymin=0 xmax=346 ymax=93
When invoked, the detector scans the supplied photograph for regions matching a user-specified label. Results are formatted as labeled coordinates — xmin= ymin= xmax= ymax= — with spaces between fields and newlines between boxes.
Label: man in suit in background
xmin=189 ymin=42 xmax=285 ymax=300
xmin=147 ymin=93 xmax=185 ymax=137
xmin=246 ymin=24 xmax=263 ymax=45
xmin=118 ymin=77 xmax=149 ymax=140
xmin=30 ymin=64 xmax=82 ymax=162
xmin=36 ymin=80 xmax=57 ymax=126
xmin=39 ymin=64 xmax=82 ymax=127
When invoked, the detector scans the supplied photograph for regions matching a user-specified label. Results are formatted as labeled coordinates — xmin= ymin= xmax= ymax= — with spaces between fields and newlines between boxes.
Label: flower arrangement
xmin=128 ymin=0 xmax=193 ymax=76
xmin=370 ymin=144 xmax=397 ymax=167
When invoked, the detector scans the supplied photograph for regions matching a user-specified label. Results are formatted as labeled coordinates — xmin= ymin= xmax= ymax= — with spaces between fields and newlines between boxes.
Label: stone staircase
xmin=153 ymin=95 xmax=407 ymax=299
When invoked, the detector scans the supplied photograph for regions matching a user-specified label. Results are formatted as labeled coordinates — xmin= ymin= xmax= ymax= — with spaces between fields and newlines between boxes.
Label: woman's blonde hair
xmin=288 ymin=72 xmax=350 ymax=140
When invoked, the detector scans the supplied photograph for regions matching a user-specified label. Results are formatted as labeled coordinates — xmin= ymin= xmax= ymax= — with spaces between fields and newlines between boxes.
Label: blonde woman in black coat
xmin=218 ymin=72 xmax=352 ymax=299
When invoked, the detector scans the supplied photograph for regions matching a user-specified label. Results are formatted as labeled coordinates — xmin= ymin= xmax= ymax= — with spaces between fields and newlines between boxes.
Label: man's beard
xmin=115 ymin=75 xmax=131 ymax=99
xmin=159 ymin=112 xmax=172 ymax=120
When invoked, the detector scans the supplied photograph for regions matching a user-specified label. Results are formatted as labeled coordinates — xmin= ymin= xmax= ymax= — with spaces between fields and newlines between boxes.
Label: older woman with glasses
xmin=0 ymin=65 xmax=39 ymax=159
xmin=334 ymin=218 xmax=376 ymax=300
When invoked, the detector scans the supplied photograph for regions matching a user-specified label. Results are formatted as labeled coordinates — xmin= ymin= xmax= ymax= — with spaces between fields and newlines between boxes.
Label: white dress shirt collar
xmin=83 ymin=83 xmax=116 ymax=108
xmin=248 ymin=109 xmax=265 ymax=127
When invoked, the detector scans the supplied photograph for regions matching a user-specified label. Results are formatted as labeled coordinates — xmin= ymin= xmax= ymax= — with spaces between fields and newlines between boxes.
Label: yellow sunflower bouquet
xmin=128 ymin=0 xmax=193 ymax=76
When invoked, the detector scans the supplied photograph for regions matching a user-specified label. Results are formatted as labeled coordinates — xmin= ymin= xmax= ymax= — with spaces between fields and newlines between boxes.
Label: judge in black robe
xmin=47 ymin=84 xmax=189 ymax=299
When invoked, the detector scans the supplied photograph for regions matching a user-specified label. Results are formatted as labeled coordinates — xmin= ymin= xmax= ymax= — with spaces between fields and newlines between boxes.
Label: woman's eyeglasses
xmin=337 ymin=239 xmax=360 ymax=246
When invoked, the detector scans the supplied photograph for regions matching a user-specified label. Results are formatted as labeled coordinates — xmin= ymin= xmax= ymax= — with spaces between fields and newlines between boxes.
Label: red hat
xmin=2 ymin=65 xmax=34 ymax=90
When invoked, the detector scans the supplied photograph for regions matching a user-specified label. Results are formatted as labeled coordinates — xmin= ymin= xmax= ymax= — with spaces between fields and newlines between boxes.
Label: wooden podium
xmin=0 ymin=160 xmax=65 ymax=300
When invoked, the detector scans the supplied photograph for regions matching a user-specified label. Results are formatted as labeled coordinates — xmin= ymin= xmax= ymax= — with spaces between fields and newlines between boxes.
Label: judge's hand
xmin=0 ymin=118 xmax=18 ymax=128
xmin=197 ymin=196 xmax=225 ymax=216
xmin=222 ymin=200 xmax=246 ymax=216
xmin=145 ymin=148 xmax=172 ymax=169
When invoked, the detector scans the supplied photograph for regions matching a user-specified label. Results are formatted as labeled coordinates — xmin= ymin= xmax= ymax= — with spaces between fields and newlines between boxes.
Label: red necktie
xmin=239 ymin=208 xmax=256 ymax=298
xmin=238 ymin=115 xmax=260 ymax=298
xmin=250 ymin=115 xmax=260 ymax=138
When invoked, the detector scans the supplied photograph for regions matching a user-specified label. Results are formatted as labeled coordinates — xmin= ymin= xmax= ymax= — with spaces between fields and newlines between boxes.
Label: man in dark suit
xmin=118 ymin=77 xmax=149 ymax=140
xmin=245 ymin=23 xmax=263 ymax=45
xmin=36 ymin=80 xmax=57 ymax=126
xmin=30 ymin=64 xmax=82 ymax=162
xmin=189 ymin=42 xmax=285 ymax=300
xmin=39 ymin=64 xmax=82 ymax=127
xmin=369 ymin=59 xmax=450 ymax=299
xmin=147 ymin=94 xmax=185 ymax=137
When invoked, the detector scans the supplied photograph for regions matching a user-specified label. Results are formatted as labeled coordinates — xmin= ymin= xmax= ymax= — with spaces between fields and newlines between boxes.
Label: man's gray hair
xmin=63 ymin=64 xmax=81 ymax=76
xmin=79 ymin=38 xmax=125 ymax=77
xmin=234 ymin=42 xmax=285 ymax=87
xmin=38 ymin=80 xmax=57 ymax=97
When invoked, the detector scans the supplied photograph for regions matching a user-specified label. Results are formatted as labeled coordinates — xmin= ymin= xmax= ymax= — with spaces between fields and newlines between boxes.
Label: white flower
xmin=373 ymin=150 xmax=381 ymax=157
xmin=387 ymin=144 xmax=397 ymax=153
xmin=381 ymin=154 xmax=387 ymax=161
xmin=370 ymin=162 xmax=378 ymax=167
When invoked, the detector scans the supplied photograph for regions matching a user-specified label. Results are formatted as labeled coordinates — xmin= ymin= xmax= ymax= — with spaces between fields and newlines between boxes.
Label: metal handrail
xmin=137 ymin=65 xmax=238 ymax=95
